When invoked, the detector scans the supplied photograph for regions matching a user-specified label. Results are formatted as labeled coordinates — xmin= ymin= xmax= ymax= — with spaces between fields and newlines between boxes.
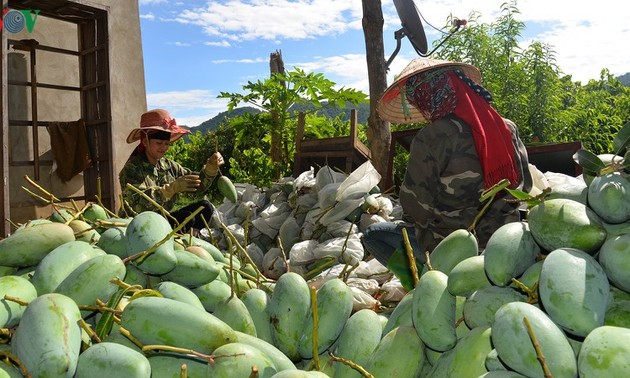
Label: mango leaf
xmin=505 ymin=188 xmax=533 ymax=201
xmin=387 ymin=246 xmax=422 ymax=291
xmin=624 ymin=150 xmax=630 ymax=171
xmin=613 ymin=121 xmax=630 ymax=155
xmin=95 ymin=286 xmax=134 ymax=340
xmin=572 ymin=149 xmax=606 ymax=172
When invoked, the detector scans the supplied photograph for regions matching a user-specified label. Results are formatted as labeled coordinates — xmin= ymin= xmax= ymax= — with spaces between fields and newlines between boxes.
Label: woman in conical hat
xmin=363 ymin=58 xmax=532 ymax=266
xmin=119 ymin=109 xmax=226 ymax=232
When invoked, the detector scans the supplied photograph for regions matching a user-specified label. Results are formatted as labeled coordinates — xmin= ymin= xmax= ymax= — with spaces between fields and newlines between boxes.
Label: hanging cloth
xmin=46 ymin=119 xmax=92 ymax=182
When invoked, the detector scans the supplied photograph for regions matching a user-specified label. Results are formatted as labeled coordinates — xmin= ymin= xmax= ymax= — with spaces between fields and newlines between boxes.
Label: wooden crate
xmin=293 ymin=109 xmax=371 ymax=176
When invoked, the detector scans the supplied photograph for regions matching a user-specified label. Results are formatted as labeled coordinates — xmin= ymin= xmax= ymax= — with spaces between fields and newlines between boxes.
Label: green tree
xmin=218 ymin=68 xmax=367 ymax=180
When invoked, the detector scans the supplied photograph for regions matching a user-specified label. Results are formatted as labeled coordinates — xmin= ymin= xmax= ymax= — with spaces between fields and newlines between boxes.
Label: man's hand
xmin=160 ymin=174 xmax=201 ymax=200
xmin=203 ymin=152 xmax=225 ymax=176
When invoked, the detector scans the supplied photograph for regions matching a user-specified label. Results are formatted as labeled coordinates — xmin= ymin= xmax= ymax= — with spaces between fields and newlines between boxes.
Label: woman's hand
xmin=203 ymin=152 xmax=225 ymax=176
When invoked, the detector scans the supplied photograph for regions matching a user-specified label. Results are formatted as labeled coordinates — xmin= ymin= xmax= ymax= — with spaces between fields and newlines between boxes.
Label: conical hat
xmin=377 ymin=58 xmax=482 ymax=124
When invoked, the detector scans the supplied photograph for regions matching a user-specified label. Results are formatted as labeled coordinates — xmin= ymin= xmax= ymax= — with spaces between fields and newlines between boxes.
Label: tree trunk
xmin=269 ymin=50 xmax=285 ymax=179
xmin=362 ymin=0 xmax=392 ymax=187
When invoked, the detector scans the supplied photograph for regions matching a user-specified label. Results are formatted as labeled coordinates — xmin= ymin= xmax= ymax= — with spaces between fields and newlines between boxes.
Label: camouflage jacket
xmin=399 ymin=115 xmax=532 ymax=252
xmin=118 ymin=153 xmax=216 ymax=215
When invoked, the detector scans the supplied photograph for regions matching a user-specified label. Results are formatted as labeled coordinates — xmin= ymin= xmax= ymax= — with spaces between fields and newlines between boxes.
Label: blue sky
xmin=139 ymin=0 xmax=629 ymax=127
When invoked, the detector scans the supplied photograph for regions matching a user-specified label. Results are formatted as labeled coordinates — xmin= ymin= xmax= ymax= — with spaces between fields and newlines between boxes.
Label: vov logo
xmin=1 ymin=8 xmax=40 ymax=33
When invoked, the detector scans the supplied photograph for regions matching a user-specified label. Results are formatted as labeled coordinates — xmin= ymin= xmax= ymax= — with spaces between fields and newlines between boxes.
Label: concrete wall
xmin=7 ymin=0 xmax=146 ymax=223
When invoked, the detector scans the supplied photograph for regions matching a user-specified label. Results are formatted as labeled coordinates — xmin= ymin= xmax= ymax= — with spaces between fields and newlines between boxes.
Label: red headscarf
xmin=405 ymin=69 xmax=519 ymax=189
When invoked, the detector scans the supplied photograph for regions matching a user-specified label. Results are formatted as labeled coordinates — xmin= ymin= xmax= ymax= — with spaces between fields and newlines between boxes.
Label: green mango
xmin=587 ymin=172 xmax=630 ymax=223
xmin=267 ymin=272 xmax=311 ymax=362
xmin=241 ymin=288 xmax=274 ymax=344
xmin=527 ymin=198 xmax=607 ymax=254
xmin=125 ymin=211 xmax=177 ymax=275
xmin=492 ymin=302 xmax=577 ymax=378
xmin=155 ymin=281 xmax=205 ymax=310
xmin=332 ymin=309 xmax=382 ymax=378
xmin=120 ymin=296 xmax=236 ymax=354
xmin=578 ymin=326 xmax=630 ymax=376
xmin=412 ymin=270 xmax=456 ymax=352
xmin=12 ymin=293 xmax=83 ymax=378
xmin=0 ymin=222 xmax=75 ymax=267
xmin=447 ymin=255 xmax=492 ymax=297
xmin=598 ymin=233 xmax=630 ymax=292
xmin=539 ymin=247 xmax=609 ymax=337
xmin=298 ymin=278 xmax=353 ymax=359
xmin=213 ymin=295 xmax=257 ymax=336
xmin=0 ymin=275 xmax=37 ymax=328
xmin=208 ymin=342 xmax=277 ymax=378
xmin=483 ymin=221 xmax=540 ymax=286
xmin=74 ymin=342 xmax=150 ymax=378
xmin=217 ymin=175 xmax=238 ymax=203
xmin=31 ymin=240 xmax=106 ymax=295
xmin=463 ymin=286 xmax=526 ymax=329
xmin=363 ymin=325 xmax=425 ymax=378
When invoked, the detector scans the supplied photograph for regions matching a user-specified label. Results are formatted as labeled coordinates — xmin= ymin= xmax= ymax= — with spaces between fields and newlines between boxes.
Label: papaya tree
xmin=218 ymin=68 xmax=367 ymax=179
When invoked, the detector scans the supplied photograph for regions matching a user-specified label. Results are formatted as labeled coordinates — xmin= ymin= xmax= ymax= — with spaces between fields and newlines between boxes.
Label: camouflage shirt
xmin=399 ymin=115 xmax=532 ymax=252
xmin=118 ymin=153 xmax=216 ymax=215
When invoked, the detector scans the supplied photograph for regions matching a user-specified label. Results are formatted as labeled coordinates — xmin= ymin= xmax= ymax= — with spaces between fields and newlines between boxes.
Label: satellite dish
xmin=386 ymin=0 xmax=429 ymax=69
xmin=393 ymin=0 xmax=428 ymax=55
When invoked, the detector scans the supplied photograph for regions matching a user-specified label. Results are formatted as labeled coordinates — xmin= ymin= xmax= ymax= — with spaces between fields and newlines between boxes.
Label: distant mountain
xmin=192 ymin=107 xmax=261 ymax=134
xmin=188 ymin=102 xmax=371 ymax=135
xmin=618 ymin=72 xmax=630 ymax=86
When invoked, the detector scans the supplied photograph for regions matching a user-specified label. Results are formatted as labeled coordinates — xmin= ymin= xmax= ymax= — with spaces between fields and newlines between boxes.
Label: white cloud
xmin=146 ymin=90 xmax=229 ymax=126
xmin=140 ymin=13 xmax=155 ymax=20
xmin=212 ymin=57 xmax=267 ymax=64
xmin=205 ymin=40 xmax=231 ymax=47
xmin=169 ymin=41 xmax=192 ymax=47
xmin=139 ymin=0 xmax=168 ymax=5
xmin=176 ymin=0 xmax=364 ymax=41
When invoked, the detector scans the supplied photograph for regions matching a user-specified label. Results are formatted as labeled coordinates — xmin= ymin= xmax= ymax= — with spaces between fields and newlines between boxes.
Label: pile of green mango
xmin=2 ymin=124 xmax=630 ymax=377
